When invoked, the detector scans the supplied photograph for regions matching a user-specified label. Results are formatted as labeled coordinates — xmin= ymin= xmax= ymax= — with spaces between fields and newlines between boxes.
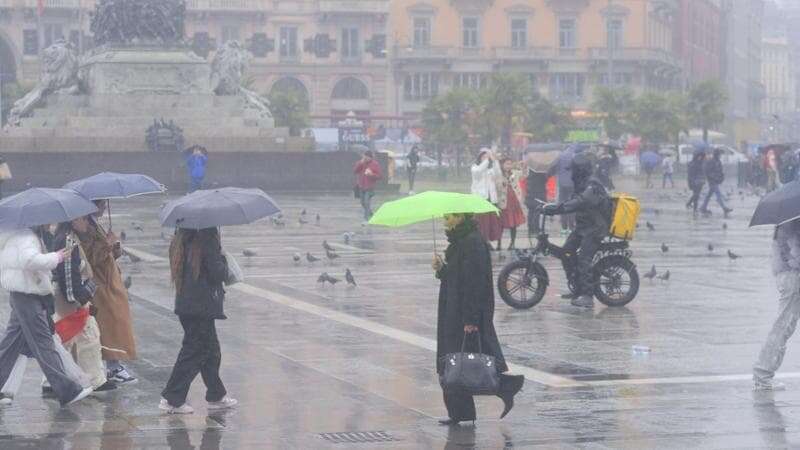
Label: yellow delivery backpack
xmin=608 ymin=193 xmax=640 ymax=240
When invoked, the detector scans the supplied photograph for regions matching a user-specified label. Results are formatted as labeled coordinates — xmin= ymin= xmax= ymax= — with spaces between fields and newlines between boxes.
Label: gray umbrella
xmin=0 ymin=188 xmax=98 ymax=230
xmin=63 ymin=172 xmax=165 ymax=200
xmin=159 ymin=187 xmax=281 ymax=229
xmin=750 ymin=181 xmax=800 ymax=227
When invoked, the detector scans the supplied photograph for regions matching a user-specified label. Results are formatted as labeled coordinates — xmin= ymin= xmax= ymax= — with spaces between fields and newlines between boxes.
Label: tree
xmin=267 ymin=89 xmax=309 ymax=137
xmin=687 ymin=80 xmax=728 ymax=143
xmin=591 ymin=86 xmax=634 ymax=140
xmin=522 ymin=92 xmax=574 ymax=142
xmin=480 ymin=73 xmax=532 ymax=149
xmin=422 ymin=88 xmax=476 ymax=173
xmin=629 ymin=92 xmax=680 ymax=147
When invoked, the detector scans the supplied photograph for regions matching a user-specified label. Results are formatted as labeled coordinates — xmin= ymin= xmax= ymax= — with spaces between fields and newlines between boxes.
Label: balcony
xmin=588 ymin=47 xmax=681 ymax=68
xmin=20 ymin=0 xmax=81 ymax=8
xmin=493 ymin=46 xmax=553 ymax=61
xmin=393 ymin=45 xmax=454 ymax=61
xmin=318 ymin=0 xmax=388 ymax=15
xmin=186 ymin=0 xmax=261 ymax=11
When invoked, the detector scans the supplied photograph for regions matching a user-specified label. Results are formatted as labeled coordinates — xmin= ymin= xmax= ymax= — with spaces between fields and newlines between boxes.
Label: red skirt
xmin=476 ymin=212 xmax=502 ymax=242
xmin=500 ymin=187 xmax=526 ymax=229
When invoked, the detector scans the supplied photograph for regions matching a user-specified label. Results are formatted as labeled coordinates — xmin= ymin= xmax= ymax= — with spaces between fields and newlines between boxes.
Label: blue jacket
xmin=186 ymin=154 xmax=207 ymax=179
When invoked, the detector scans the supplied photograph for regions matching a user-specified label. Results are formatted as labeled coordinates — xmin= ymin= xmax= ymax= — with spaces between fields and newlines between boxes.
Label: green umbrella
xmin=368 ymin=191 xmax=499 ymax=251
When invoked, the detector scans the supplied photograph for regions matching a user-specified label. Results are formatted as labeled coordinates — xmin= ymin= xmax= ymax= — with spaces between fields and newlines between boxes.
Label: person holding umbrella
xmin=0 ymin=188 xmax=97 ymax=407
xmin=158 ymin=187 xmax=280 ymax=413
xmin=686 ymin=146 xmax=707 ymax=213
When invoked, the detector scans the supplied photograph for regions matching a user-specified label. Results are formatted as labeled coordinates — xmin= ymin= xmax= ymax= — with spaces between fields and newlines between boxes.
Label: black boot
xmin=499 ymin=374 xmax=524 ymax=419
xmin=438 ymin=418 xmax=461 ymax=426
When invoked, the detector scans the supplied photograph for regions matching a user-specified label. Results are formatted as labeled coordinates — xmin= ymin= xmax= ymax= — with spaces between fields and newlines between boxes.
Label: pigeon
xmin=293 ymin=253 xmax=301 ymax=264
xmin=643 ymin=265 xmax=657 ymax=280
xmin=657 ymin=270 xmax=671 ymax=282
xmin=132 ymin=223 xmax=144 ymax=232
xmin=646 ymin=221 xmax=655 ymax=231
xmin=119 ymin=231 xmax=127 ymax=242
xmin=242 ymin=249 xmax=257 ymax=257
xmin=317 ymin=272 xmax=331 ymax=286
xmin=707 ymin=243 xmax=714 ymax=253
xmin=299 ymin=216 xmax=309 ymax=225
xmin=660 ymin=243 xmax=669 ymax=253
xmin=728 ymin=250 xmax=740 ymax=261
xmin=323 ymin=240 xmax=334 ymax=252
xmin=306 ymin=252 xmax=320 ymax=264
xmin=123 ymin=249 xmax=141 ymax=263
xmin=343 ymin=232 xmax=356 ymax=245
xmin=315 ymin=214 xmax=321 ymax=226
xmin=345 ymin=268 xmax=357 ymax=287
xmin=273 ymin=217 xmax=286 ymax=228
xmin=722 ymin=223 xmax=728 ymax=231
xmin=326 ymin=249 xmax=340 ymax=262
xmin=326 ymin=275 xmax=341 ymax=286
xmin=123 ymin=276 xmax=132 ymax=289
xmin=654 ymin=209 xmax=661 ymax=216
xmin=301 ymin=209 xmax=307 ymax=216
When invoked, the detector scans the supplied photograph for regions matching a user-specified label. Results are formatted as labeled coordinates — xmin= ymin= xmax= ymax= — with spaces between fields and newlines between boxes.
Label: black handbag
xmin=442 ymin=332 xmax=500 ymax=395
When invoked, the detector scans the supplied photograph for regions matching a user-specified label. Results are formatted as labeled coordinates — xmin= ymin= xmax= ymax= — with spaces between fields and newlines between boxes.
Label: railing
xmin=393 ymin=45 xmax=453 ymax=59
xmin=493 ymin=46 xmax=553 ymax=60
xmin=21 ymin=0 xmax=82 ymax=8
xmin=588 ymin=47 xmax=681 ymax=67
xmin=186 ymin=0 xmax=262 ymax=11
xmin=318 ymin=0 xmax=388 ymax=14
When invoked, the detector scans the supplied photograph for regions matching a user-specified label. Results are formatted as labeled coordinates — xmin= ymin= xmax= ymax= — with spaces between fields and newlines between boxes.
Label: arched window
xmin=270 ymin=77 xmax=309 ymax=102
xmin=331 ymin=77 xmax=368 ymax=99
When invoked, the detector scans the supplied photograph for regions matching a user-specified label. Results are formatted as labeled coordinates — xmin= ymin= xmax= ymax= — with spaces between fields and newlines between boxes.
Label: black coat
xmin=687 ymin=158 xmax=706 ymax=189
xmin=705 ymin=157 xmax=724 ymax=185
xmin=53 ymin=231 xmax=94 ymax=306
xmin=436 ymin=224 xmax=507 ymax=375
xmin=174 ymin=237 xmax=229 ymax=320
xmin=559 ymin=177 xmax=610 ymax=238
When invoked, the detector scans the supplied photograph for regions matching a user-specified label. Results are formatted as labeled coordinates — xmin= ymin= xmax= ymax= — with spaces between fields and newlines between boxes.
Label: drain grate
xmin=319 ymin=431 xmax=399 ymax=444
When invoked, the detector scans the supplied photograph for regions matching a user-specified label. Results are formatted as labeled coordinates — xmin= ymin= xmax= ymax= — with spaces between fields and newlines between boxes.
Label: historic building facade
xmin=388 ymin=0 xmax=683 ymax=118
xmin=0 ymin=0 xmax=391 ymax=126
xmin=673 ymin=0 xmax=721 ymax=87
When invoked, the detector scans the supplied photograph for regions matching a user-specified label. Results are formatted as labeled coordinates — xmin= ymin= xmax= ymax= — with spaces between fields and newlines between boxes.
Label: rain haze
xmin=2 ymin=0 xmax=800 ymax=448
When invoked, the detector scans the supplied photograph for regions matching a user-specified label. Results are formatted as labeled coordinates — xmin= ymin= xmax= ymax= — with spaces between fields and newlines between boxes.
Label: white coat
xmin=0 ymin=229 xmax=60 ymax=296
xmin=471 ymin=159 xmax=501 ymax=204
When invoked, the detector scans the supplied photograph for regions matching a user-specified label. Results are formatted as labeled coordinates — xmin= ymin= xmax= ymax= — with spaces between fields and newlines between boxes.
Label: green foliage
xmin=629 ymin=92 xmax=686 ymax=146
xmin=480 ymin=73 xmax=532 ymax=147
xmin=267 ymin=89 xmax=310 ymax=137
xmin=687 ymin=80 xmax=728 ymax=143
xmin=591 ymin=87 xmax=634 ymax=140
xmin=421 ymin=88 xmax=476 ymax=149
xmin=523 ymin=93 xmax=574 ymax=142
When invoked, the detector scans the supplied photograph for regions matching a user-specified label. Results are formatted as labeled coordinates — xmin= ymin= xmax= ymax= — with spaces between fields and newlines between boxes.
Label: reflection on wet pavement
xmin=0 ymin=179 xmax=799 ymax=448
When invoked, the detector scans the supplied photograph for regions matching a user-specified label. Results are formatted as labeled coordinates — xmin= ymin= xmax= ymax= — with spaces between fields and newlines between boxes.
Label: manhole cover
xmin=319 ymin=431 xmax=399 ymax=444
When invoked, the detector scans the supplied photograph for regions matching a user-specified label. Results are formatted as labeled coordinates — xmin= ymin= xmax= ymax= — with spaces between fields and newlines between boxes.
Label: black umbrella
xmin=750 ymin=181 xmax=800 ymax=227
xmin=159 ymin=187 xmax=281 ymax=229
xmin=0 ymin=188 xmax=98 ymax=230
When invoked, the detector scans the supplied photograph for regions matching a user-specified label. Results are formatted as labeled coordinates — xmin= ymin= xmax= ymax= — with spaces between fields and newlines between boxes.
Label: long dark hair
xmin=169 ymin=228 xmax=220 ymax=294
xmin=474 ymin=149 xmax=493 ymax=168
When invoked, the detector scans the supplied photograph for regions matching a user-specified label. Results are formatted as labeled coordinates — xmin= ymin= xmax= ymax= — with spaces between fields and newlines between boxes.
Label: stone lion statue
xmin=210 ymin=41 xmax=272 ymax=119
xmin=8 ymin=40 xmax=81 ymax=126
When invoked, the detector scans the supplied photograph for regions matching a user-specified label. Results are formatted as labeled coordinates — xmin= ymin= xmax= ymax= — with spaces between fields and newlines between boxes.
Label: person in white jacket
xmin=0 ymin=226 xmax=92 ymax=406
xmin=471 ymin=149 xmax=503 ymax=247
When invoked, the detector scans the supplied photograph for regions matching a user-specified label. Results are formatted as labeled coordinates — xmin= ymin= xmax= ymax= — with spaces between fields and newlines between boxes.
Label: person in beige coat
xmin=77 ymin=203 xmax=137 ymax=385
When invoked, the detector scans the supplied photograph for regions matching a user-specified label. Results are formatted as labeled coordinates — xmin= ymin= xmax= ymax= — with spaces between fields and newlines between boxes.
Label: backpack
xmin=608 ymin=193 xmax=640 ymax=240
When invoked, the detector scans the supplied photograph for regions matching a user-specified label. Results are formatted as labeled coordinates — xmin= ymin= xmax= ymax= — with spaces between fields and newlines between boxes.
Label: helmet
xmin=570 ymin=152 xmax=595 ymax=187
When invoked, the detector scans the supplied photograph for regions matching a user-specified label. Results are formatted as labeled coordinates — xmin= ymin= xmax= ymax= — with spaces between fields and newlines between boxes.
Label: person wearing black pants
xmin=686 ymin=148 xmax=706 ymax=213
xmin=161 ymin=228 xmax=236 ymax=414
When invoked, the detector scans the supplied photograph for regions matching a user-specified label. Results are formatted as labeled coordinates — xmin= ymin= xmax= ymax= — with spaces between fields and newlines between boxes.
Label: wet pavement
xmin=1 ymin=177 xmax=800 ymax=449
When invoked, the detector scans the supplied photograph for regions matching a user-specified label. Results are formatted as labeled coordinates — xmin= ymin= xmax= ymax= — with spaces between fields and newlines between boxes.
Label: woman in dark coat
xmin=433 ymin=214 xmax=524 ymax=426
xmin=686 ymin=149 xmax=706 ymax=213
xmin=160 ymin=228 xmax=237 ymax=414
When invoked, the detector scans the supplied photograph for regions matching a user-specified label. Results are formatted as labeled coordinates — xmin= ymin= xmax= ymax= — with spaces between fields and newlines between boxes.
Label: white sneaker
xmin=65 ymin=387 xmax=93 ymax=406
xmin=159 ymin=398 xmax=194 ymax=414
xmin=207 ymin=396 xmax=238 ymax=410
xmin=108 ymin=367 xmax=137 ymax=385
xmin=0 ymin=395 xmax=13 ymax=405
xmin=754 ymin=380 xmax=787 ymax=391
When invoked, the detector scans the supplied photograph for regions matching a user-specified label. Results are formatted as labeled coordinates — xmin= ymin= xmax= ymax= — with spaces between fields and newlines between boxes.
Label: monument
xmin=2 ymin=0 xmax=286 ymax=153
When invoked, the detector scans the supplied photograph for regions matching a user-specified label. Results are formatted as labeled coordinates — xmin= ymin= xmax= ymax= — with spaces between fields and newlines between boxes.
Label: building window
xmin=558 ymin=19 xmax=576 ymax=49
xmin=549 ymin=73 xmax=585 ymax=101
xmin=280 ymin=26 xmax=298 ymax=60
xmin=222 ymin=26 xmax=239 ymax=44
xmin=341 ymin=28 xmax=361 ymax=61
xmin=462 ymin=17 xmax=479 ymax=48
xmin=44 ymin=23 xmax=64 ymax=48
xmin=23 ymin=29 xmax=38 ymax=55
xmin=511 ymin=18 xmax=527 ymax=49
xmin=600 ymin=73 xmax=633 ymax=86
xmin=332 ymin=77 xmax=368 ymax=99
xmin=453 ymin=73 xmax=487 ymax=90
xmin=607 ymin=19 xmax=623 ymax=50
xmin=413 ymin=17 xmax=431 ymax=48
xmin=404 ymin=73 xmax=439 ymax=100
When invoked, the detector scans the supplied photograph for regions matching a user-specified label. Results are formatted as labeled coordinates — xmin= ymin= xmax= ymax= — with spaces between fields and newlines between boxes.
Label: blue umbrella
xmin=640 ymin=150 xmax=661 ymax=170
xmin=159 ymin=187 xmax=281 ymax=229
xmin=0 ymin=188 xmax=98 ymax=230
xmin=64 ymin=172 xmax=165 ymax=200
